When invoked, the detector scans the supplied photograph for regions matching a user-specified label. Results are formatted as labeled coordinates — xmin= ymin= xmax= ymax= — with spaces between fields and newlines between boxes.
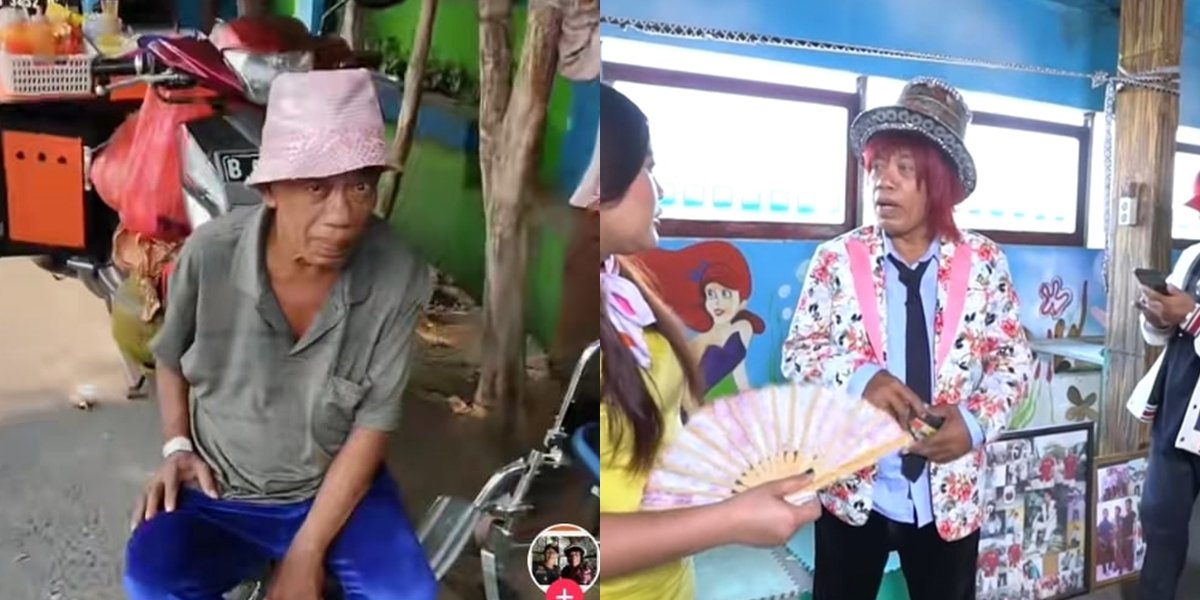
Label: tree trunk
xmin=473 ymin=0 xmax=563 ymax=413
xmin=376 ymin=0 xmax=441 ymax=218
xmin=476 ymin=0 xmax=513 ymax=204
xmin=236 ymin=0 xmax=269 ymax=17
xmin=339 ymin=0 xmax=365 ymax=50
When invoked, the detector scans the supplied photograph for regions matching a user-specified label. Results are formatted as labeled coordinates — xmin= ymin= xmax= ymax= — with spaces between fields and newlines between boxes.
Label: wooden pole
xmin=473 ymin=0 xmax=563 ymax=415
xmin=1102 ymin=0 xmax=1182 ymax=455
xmin=376 ymin=0 xmax=440 ymax=218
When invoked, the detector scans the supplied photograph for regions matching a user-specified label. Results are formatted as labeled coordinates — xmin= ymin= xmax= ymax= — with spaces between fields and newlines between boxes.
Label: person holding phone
xmin=782 ymin=78 xmax=1032 ymax=600
xmin=1133 ymin=218 xmax=1200 ymax=599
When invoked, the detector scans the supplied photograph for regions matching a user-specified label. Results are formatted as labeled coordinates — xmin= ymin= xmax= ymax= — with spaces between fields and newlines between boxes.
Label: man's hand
xmin=1139 ymin=284 xmax=1196 ymax=329
xmin=130 ymin=451 xmax=219 ymax=530
xmin=908 ymin=404 xmax=973 ymax=463
xmin=862 ymin=371 xmax=925 ymax=427
xmin=266 ymin=546 xmax=324 ymax=600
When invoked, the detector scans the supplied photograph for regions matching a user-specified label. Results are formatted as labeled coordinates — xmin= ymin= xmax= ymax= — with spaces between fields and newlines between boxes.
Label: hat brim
xmin=849 ymin=105 xmax=977 ymax=196
xmin=245 ymin=159 xmax=400 ymax=188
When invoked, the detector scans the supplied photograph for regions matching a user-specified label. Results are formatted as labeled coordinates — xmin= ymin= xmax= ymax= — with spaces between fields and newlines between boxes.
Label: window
xmin=863 ymin=77 xmax=1089 ymax=245
xmin=960 ymin=119 xmax=1086 ymax=238
xmin=603 ymin=62 xmax=859 ymax=239
xmin=1093 ymin=127 xmax=1200 ymax=246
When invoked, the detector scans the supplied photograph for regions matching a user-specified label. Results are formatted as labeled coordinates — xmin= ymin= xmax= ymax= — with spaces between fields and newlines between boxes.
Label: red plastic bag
xmin=92 ymin=88 xmax=215 ymax=241
xmin=92 ymin=113 xmax=136 ymax=213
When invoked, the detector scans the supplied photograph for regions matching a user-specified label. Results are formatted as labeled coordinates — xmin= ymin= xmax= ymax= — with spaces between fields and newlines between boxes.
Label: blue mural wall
xmin=603 ymin=0 xmax=1200 ymax=128
xmin=645 ymin=238 xmax=1110 ymax=399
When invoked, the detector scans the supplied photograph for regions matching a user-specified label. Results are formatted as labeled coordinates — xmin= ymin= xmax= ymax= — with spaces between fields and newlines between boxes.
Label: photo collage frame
xmin=977 ymin=423 xmax=1093 ymax=600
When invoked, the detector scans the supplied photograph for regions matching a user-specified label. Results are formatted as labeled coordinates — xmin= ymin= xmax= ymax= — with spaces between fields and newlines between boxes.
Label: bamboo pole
xmin=473 ymin=0 xmax=563 ymax=415
xmin=376 ymin=0 xmax=440 ymax=218
xmin=1102 ymin=0 xmax=1182 ymax=455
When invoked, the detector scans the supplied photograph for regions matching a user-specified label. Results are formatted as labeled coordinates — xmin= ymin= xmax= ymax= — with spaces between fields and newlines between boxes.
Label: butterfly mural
xmin=1065 ymin=385 xmax=1099 ymax=422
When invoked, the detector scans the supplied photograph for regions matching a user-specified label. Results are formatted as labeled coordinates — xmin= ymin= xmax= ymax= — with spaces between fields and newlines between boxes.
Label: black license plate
xmin=214 ymin=151 xmax=259 ymax=183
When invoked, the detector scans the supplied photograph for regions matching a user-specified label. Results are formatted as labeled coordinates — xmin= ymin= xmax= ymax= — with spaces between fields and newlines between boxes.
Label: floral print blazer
xmin=782 ymin=225 xmax=1032 ymax=541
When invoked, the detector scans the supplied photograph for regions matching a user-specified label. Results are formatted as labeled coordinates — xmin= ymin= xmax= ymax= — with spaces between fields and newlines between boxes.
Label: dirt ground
xmin=0 ymin=257 xmax=598 ymax=600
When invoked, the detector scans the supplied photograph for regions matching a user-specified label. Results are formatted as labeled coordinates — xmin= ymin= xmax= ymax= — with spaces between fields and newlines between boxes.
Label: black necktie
xmin=889 ymin=255 xmax=932 ymax=482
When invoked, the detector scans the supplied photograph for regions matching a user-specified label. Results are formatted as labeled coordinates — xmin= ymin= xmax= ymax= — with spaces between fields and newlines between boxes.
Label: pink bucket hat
xmin=245 ymin=69 xmax=396 ymax=187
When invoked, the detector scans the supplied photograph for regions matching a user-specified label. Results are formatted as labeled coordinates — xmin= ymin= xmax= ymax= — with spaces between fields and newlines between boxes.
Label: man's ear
xmin=260 ymin=184 xmax=278 ymax=208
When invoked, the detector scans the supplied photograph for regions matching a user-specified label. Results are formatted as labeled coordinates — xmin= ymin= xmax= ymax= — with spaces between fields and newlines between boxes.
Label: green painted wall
xmin=272 ymin=0 xmax=296 ymax=18
xmin=390 ymin=137 xmax=569 ymax=349
xmin=370 ymin=1 xmax=579 ymax=348
xmin=365 ymin=0 xmax=572 ymax=185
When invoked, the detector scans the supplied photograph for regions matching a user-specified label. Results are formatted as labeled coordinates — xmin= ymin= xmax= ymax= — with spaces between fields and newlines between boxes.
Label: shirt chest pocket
xmin=312 ymin=375 xmax=371 ymax=449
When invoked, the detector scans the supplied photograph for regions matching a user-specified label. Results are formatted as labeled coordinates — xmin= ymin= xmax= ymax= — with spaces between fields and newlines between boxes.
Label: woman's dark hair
xmin=599 ymin=83 xmax=650 ymax=203
xmin=601 ymin=258 xmax=704 ymax=472
xmin=598 ymin=83 xmax=704 ymax=472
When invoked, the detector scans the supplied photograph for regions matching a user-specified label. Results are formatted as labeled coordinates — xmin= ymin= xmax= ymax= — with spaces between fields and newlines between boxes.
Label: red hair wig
xmin=862 ymin=131 xmax=966 ymax=242
xmin=638 ymin=241 xmax=765 ymax=335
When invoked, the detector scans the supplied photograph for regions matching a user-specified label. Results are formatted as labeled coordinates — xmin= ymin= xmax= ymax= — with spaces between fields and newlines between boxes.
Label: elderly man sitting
xmin=122 ymin=69 xmax=436 ymax=600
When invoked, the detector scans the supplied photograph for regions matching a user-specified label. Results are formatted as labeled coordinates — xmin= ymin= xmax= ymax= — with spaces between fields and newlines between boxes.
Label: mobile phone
xmin=1133 ymin=268 xmax=1170 ymax=294
xmin=909 ymin=414 xmax=945 ymax=440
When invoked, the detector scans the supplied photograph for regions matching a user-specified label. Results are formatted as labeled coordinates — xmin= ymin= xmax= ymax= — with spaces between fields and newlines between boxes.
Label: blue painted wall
xmin=643 ymin=240 xmax=1109 ymax=399
xmin=603 ymin=0 xmax=1200 ymax=127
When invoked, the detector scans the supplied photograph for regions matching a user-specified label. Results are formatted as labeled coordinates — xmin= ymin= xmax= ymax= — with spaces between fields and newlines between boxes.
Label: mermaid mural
xmin=640 ymin=241 xmax=765 ymax=400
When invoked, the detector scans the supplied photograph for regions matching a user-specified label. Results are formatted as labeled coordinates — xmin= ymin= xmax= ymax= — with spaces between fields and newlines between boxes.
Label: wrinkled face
xmin=599 ymin=153 xmax=662 ymax=255
xmin=264 ymin=168 xmax=381 ymax=268
xmin=868 ymin=149 xmax=929 ymax=238
xmin=704 ymin=282 xmax=745 ymax=326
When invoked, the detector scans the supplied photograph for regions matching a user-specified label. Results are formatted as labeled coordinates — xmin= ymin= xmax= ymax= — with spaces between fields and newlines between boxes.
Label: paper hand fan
xmin=640 ymin=383 xmax=913 ymax=510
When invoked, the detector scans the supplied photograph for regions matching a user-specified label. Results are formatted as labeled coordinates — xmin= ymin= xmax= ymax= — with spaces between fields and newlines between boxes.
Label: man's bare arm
xmin=149 ymin=241 xmax=202 ymax=444
xmin=290 ymin=428 xmax=389 ymax=556
xmin=156 ymin=365 xmax=192 ymax=442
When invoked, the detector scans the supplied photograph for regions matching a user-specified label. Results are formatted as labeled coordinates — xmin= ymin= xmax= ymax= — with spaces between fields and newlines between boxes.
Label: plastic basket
xmin=0 ymin=51 xmax=92 ymax=97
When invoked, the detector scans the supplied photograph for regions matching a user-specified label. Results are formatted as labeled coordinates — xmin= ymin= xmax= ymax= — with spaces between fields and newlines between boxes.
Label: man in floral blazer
xmin=781 ymin=78 xmax=1032 ymax=600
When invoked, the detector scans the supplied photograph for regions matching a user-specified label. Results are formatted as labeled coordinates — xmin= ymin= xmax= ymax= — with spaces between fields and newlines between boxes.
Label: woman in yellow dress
xmin=591 ymin=83 xmax=822 ymax=599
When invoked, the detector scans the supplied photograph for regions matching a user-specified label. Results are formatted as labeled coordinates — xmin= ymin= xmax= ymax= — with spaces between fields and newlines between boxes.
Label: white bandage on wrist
xmin=162 ymin=436 xmax=194 ymax=459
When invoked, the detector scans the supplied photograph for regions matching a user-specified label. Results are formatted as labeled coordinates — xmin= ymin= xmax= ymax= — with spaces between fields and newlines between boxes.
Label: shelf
xmin=1029 ymin=336 xmax=1106 ymax=366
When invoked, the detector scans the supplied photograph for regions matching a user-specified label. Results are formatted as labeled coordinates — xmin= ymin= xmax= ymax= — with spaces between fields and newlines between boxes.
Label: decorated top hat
xmin=849 ymin=77 xmax=977 ymax=196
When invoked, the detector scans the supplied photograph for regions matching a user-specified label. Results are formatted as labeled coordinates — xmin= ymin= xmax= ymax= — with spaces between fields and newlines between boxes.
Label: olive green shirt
xmin=151 ymin=205 xmax=431 ymax=503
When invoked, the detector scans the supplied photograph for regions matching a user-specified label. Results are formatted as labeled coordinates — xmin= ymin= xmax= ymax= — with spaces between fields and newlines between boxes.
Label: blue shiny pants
xmin=1137 ymin=439 xmax=1200 ymax=600
xmin=123 ymin=472 xmax=437 ymax=600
